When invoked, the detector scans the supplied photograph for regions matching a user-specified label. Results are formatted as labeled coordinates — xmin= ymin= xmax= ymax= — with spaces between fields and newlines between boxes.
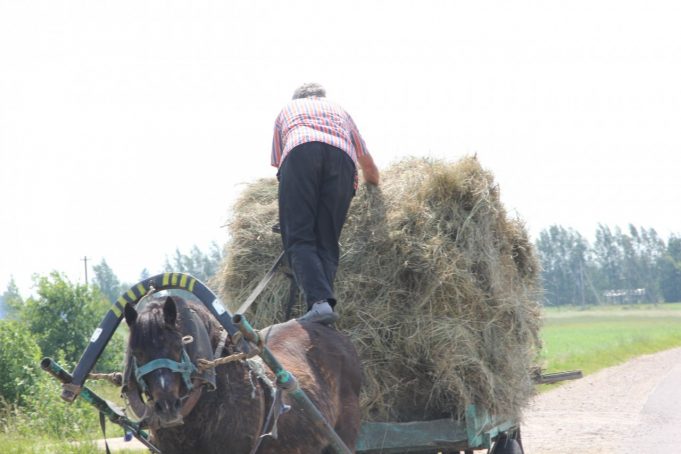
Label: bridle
xmin=131 ymin=344 xmax=197 ymax=395
xmin=123 ymin=299 xmax=219 ymax=425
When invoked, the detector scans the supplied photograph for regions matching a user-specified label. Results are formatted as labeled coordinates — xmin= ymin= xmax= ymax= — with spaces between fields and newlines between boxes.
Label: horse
xmin=123 ymin=294 xmax=362 ymax=454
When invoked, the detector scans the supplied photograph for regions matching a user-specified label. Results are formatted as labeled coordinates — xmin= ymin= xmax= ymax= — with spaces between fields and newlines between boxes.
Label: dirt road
xmin=522 ymin=346 xmax=681 ymax=453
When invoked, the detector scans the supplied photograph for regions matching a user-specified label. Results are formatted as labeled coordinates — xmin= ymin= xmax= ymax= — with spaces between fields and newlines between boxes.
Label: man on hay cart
xmin=271 ymin=82 xmax=380 ymax=324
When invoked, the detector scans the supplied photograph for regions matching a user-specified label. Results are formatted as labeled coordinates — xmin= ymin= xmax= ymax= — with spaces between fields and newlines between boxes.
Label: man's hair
xmin=292 ymin=83 xmax=326 ymax=100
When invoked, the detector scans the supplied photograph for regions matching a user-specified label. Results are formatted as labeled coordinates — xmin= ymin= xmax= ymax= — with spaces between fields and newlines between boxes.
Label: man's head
xmin=292 ymin=83 xmax=326 ymax=100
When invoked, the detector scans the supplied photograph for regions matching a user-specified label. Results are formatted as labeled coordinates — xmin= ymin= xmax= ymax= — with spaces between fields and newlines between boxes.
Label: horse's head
xmin=124 ymin=296 xmax=196 ymax=428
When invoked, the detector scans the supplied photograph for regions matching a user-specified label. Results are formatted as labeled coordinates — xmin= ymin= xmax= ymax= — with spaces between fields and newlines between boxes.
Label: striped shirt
xmin=271 ymin=97 xmax=370 ymax=168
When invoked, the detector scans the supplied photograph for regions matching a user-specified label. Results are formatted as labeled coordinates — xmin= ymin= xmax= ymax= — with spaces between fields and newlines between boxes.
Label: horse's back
xmin=261 ymin=319 xmax=361 ymax=398
xmin=263 ymin=320 xmax=357 ymax=366
xmin=259 ymin=320 xmax=362 ymax=452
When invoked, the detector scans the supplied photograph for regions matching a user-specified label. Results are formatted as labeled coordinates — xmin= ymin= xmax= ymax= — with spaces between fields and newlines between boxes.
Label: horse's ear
xmin=124 ymin=303 xmax=137 ymax=326
xmin=163 ymin=296 xmax=177 ymax=326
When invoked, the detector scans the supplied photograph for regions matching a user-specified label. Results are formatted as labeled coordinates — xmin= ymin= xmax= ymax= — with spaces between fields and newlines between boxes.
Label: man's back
xmin=271 ymin=96 xmax=368 ymax=169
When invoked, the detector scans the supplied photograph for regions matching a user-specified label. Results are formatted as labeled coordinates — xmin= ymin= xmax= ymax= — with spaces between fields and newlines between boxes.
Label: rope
xmin=87 ymin=327 xmax=260 ymax=386
xmin=88 ymin=372 xmax=123 ymax=386
xmin=197 ymin=337 xmax=263 ymax=373
xmin=85 ymin=350 xmax=255 ymax=385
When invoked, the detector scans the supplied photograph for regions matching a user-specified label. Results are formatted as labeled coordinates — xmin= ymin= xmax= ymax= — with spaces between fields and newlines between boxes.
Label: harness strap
xmin=100 ymin=411 xmax=112 ymax=454
xmin=247 ymin=357 xmax=291 ymax=454
xmin=236 ymin=250 xmax=285 ymax=315
xmin=246 ymin=358 xmax=275 ymax=398
xmin=179 ymin=381 xmax=204 ymax=418
xmin=214 ymin=329 xmax=228 ymax=358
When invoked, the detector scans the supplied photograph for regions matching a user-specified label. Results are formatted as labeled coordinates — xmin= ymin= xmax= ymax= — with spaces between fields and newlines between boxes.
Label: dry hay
xmin=213 ymin=156 xmax=542 ymax=423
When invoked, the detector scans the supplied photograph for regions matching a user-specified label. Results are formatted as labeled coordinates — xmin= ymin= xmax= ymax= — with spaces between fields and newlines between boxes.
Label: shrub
xmin=0 ymin=321 xmax=41 ymax=405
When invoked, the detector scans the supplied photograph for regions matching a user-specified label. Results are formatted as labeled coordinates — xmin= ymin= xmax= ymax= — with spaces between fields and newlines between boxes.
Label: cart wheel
xmin=491 ymin=433 xmax=523 ymax=454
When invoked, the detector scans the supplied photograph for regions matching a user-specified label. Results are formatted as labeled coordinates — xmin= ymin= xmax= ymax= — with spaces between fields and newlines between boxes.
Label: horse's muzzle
xmin=158 ymin=415 xmax=184 ymax=428
xmin=153 ymin=398 xmax=184 ymax=428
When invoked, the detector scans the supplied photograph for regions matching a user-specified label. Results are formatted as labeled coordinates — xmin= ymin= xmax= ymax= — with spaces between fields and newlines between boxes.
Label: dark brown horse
xmin=123 ymin=295 xmax=361 ymax=454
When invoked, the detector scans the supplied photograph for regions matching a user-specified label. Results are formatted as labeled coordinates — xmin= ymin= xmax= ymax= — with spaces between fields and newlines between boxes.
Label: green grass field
xmin=539 ymin=302 xmax=681 ymax=376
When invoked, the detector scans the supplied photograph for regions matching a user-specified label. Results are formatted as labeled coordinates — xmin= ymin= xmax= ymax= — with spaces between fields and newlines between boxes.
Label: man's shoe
xmin=297 ymin=301 xmax=339 ymax=325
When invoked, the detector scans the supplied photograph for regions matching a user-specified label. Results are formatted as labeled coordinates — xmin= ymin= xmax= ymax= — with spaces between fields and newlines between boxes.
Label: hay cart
xmin=356 ymin=369 xmax=581 ymax=454
xmin=43 ymin=273 xmax=580 ymax=454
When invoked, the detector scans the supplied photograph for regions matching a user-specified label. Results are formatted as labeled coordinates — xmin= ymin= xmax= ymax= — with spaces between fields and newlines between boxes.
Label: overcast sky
xmin=1 ymin=0 xmax=680 ymax=297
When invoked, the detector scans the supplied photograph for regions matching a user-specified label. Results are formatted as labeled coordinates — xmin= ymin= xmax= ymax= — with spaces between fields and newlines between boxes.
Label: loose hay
xmin=214 ymin=156 xmax=542 ymax=423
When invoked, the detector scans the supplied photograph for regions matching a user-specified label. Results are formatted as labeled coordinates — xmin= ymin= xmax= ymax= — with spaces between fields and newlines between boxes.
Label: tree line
xmin=91 ymin=242 xmax=223 ymax=304
xmin=535 ymin=224 xmax=681 ymax=306
xmin=0 ymin=242 xmax=224 ymax=318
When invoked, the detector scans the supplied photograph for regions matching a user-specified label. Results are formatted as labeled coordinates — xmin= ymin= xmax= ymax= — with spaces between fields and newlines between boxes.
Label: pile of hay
xmin=214 ymin=156 xmax=542 ymax=423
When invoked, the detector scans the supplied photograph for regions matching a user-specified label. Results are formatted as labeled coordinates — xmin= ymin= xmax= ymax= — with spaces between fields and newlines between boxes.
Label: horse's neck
xmin=183 ymin=303 xmax=224 ymax=351
xmin=197 ymin=357 xmax=268 ymax=431
xmin=188 ymin=304 xmax=269 ymax=409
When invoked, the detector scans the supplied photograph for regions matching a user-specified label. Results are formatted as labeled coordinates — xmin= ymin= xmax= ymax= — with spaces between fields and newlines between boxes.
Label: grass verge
xmin=0 ymin=436 xmax=139 ymax=454
xmin=539 ymin=302 xmax=681 ymax=377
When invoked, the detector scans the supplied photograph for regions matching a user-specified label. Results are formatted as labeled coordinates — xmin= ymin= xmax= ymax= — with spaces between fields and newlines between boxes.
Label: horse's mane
xmin=180 ymin=298 xmax=223 ymax=339
xmin=128 ymin=300 xmax=181 ymax=350
xmin=129 ymin=295 xmax=224 ymax=350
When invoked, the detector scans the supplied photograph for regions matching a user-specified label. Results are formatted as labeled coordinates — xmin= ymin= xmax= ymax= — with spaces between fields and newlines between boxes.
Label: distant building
xmin=603 ymin=288 xmax=646 ymax=304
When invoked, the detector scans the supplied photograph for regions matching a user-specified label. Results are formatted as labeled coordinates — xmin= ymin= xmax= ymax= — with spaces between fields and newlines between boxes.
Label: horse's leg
xmin=153 ymin=428 xmax=200 ymax=454
xmin=329 ymin=337 xmax=363 ymax=452
xmin=331 ymin=394 xmax=361 ymax=451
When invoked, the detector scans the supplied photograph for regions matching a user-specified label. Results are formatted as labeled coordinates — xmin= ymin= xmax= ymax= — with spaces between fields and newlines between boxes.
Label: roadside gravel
xmin=522 ymin=346 xmax=681 ymax=453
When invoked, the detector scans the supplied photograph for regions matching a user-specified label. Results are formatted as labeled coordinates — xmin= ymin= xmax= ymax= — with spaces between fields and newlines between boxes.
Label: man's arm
xmin=345 ymin=113 xmax=379 ymax=185
xmin=271 ymin=115 xmax=284 ymax=168
xmin=357 ymin=153 xmax=380 ymax=185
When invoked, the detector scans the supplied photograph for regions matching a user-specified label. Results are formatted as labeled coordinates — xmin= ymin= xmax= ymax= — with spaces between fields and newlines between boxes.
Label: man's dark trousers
xmin=278 ymin=141 xmax=355 ymax=309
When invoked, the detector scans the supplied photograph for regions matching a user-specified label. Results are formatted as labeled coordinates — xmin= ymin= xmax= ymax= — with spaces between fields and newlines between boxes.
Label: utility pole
xmin=579 ymin=260 xmax=586 ymax=306
xmin=82 ymin=256 xmax=90 ymax=286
